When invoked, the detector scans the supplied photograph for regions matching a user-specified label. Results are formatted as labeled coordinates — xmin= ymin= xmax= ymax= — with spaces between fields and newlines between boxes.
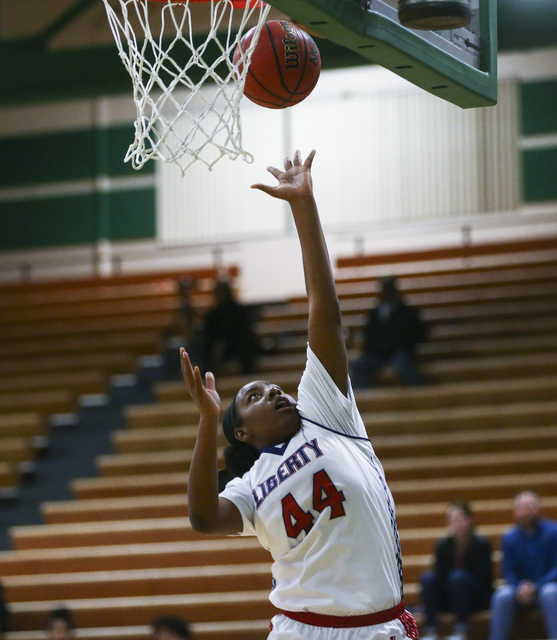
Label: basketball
xmin=233 ymin=20 xmax=321 ymax=109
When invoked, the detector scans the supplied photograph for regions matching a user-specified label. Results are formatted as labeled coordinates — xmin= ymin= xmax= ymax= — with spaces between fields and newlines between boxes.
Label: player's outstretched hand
xmin=180 ymin=348 xmax=220 ymax=419
xmin=252 ymin=149 xmax=316 ymax=202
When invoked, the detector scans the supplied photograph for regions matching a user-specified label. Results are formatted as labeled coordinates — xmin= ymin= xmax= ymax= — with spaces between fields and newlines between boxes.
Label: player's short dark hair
xmin=152 ymin=616 xmax=192 ymax=638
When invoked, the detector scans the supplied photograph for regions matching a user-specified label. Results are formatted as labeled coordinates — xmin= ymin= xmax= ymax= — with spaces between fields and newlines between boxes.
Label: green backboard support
xmin=268 ymin=0 xmax=497 ymax=108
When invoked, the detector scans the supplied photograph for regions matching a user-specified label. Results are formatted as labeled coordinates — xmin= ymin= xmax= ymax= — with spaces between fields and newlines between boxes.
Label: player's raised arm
xmin=181 ymin=348 xmax=243 ymax=534
xmin=252 ymin=150 xmax=348 ymax=395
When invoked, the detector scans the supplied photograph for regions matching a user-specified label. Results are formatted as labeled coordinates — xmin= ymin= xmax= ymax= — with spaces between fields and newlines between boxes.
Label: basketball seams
xmin=267 ymin=23 xmax=297 ymax=97
xmin=249 ymin=23 xmax=304 ymax=107
xmin=237 ymin=31 xmax=290 ymax=107
xmin=247 ymin=24 xmax=293 ymax=108
xmin=292 ymin=31 xmax=310 ymax=95
xmin=235 ymin=20 xmax=321 ymax=109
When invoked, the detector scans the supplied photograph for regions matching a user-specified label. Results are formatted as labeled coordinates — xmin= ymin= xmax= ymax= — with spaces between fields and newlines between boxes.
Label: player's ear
xmin=234 ymin=426 xmax=251 ymax=443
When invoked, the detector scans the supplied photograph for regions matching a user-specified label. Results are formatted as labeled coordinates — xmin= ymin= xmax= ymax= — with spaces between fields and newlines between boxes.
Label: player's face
xmin=234 ymin=380 xmax=300 ymax=449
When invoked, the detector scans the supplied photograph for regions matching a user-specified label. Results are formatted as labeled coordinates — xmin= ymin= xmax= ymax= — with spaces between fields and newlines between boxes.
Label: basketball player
xmin=181 ymin=149 xmax=418 ymax=640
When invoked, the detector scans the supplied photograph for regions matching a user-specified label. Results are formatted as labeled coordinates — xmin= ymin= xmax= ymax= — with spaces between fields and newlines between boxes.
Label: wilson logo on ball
xmin=233 ymin=20 xmax=322 ymax=109
xmin=282 ymin=22 xmax=300 ymax=69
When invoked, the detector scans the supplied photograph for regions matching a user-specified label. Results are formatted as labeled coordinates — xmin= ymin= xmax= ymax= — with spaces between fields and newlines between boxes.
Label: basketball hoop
xmin=102 ymin=0 xmax=271 ymax=173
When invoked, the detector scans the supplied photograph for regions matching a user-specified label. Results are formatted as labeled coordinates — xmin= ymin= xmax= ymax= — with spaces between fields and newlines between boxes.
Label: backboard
xmin=267 ymin=0 xmax=497 ymax=108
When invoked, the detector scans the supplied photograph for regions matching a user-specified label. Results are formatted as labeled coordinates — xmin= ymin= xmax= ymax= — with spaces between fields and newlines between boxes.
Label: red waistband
xmin=281 ymin=600 xmax=406 ymax=628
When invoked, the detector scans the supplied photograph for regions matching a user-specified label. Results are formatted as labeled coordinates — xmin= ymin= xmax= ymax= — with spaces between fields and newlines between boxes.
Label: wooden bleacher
xmin=1 ymin=237 xmax=556 ymax=639
xmin=0 ymin=266 xmax=238 ymax=498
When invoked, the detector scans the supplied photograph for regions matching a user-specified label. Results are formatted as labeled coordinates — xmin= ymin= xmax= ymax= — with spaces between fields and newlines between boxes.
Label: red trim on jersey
xmin=281 ymin=600 xmax=407 ymax=628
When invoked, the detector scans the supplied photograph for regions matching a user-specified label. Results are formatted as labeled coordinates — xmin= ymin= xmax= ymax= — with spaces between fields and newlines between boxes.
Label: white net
xmin=102 ymin=0 xmax=271 ymax=173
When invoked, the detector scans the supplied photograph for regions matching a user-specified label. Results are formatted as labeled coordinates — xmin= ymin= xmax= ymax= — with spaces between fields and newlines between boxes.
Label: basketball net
xmin=102 ymin=0 xmax=271 ymax=174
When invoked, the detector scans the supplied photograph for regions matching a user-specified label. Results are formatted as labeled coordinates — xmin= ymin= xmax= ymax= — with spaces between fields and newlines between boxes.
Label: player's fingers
xmin=180 ymin=350 xmax=198 ymax=396
xmin=192 ymin=365 xmax=205 ymax=392
xmin=251 ymin=183 xmax=273 ymax=195
xmin=305 ymin=149 xmax=316 ymax=167
xmin=205 ymin=371 xmax=216 ymax=390
xmin=284 ymin=156 xmax=293 ymax=170
xmin=293 ymin=150 xmax=301 ymax=165
xmin=180 ymin=348 xmax=193 ymax=379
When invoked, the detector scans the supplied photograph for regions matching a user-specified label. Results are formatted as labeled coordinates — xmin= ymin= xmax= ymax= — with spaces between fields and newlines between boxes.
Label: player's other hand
xmin=180 ymin=348 xmax=221 ymax=419
xmin=252 ymin=149 xmax=316 ymax=202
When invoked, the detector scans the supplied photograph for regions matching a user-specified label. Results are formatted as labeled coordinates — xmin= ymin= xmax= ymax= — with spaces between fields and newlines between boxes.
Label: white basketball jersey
xmin=220 ymin=345 xmax=404 ymax=616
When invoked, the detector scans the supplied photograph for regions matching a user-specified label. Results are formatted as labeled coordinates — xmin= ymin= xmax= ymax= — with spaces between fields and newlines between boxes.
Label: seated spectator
xmin=420 ymin=501 xmax=493 ymax=640
xmin=198 ymin=280 xmax=261 ymax=376
xmin=489 ymin=491 xmax=557 ymax=640
xmin=350 ymin=275 xmax=428 ymax=388
xmin=46 ymin=606 xmax=75 ymax=640
xmin=163 ymin=276 xmax=204 ymax=380
xmin=172 ymin=276 xmax=201 ymax=340
xmin=152 ymin=615 xmax=193 ymax=639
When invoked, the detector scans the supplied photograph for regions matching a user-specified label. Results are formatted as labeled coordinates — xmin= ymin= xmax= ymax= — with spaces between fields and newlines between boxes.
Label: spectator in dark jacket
xmin=163 ymin=276 xmax=204 ymax=380
xmin=199 ymin=280 xmax=260 ymax=376
xmin=351 ymin=275 xmax=428 ymax=387
xmin=420 ymin=501 xmax=493 ymax=640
